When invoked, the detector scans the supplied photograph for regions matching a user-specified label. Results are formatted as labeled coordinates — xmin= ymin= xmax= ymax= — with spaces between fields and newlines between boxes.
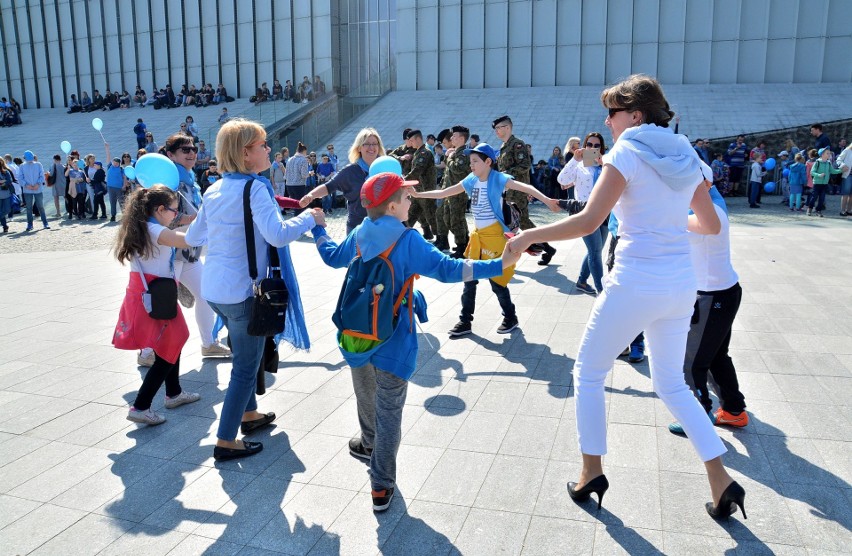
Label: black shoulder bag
xmin=243 ymin=179 xmax=289 ymax=336
xmin=135 ymin=257 xmax=178 ymax=320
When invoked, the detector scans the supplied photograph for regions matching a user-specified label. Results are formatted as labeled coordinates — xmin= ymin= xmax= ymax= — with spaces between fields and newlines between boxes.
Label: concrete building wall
xmin=394 ymin=0 xmax=852 ymax=91
xmin=0 ymin=0 xmax=333 ymax=109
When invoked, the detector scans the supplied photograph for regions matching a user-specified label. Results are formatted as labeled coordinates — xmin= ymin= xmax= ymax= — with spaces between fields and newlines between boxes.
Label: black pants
xmin=133 ymin=352 xmax=182 ymax=410
xmin=63 ymin=192 xmax=74 ymax=217
xmin=91 ymin=191 xmax=106 ymax=218
xmin=286 ymin=185 xmax=307 ymax=215
xmin=684 ymin=283 xmax=745 ymax=414
xmin=74 ymin=191 xmax=87 ymax=218
xmin=460 ymin=279 xmax=515 ymax=323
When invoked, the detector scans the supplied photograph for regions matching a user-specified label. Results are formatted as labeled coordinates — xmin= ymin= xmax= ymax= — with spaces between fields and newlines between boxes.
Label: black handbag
xmin=243 ymin=179 xmax=289 ymax=337
xmin=137 ymin=263 xmax=179 ymax=320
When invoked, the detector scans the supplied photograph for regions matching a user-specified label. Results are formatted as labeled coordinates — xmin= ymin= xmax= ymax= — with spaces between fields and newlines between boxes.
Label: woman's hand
xmin=505 ymin=231 xmax=532 ymax=255
xmin=310 ymin=207 xmax=326 ymax=227
xmin=544 ymin=198 xmax=561 ymax=213
xmin=573 ymin=148 xmax=584 ymax=162
xmin=299 ymin=193 xmax=313 ymax=208
xmin=501 ymin=242 xmax=522 ymax=269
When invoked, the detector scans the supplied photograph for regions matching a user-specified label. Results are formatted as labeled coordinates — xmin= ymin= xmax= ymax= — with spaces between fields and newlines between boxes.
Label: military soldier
xmin=493 ymin=115 xmax=558 ymax=265
xmin=389 ymin=128 xmax=415 ymax=176
xmin=403 ymin=129 xmax=438 ymax=239
xmin=434 ymin=128 xmax=453 ymax=251
xmin=441 ymin=125 xmax=472 ymax=258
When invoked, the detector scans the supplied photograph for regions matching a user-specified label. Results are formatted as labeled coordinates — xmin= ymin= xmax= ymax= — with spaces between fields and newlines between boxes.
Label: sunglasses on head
xmin=176 ymin=145 xmax=198 ymax=154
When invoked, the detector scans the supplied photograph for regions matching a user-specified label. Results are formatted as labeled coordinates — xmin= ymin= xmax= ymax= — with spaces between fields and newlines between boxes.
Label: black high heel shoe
xmin=706 ymin=481 xmax=747 ymax=520
xmin=567 ymin=474 xmax=609 ymax=510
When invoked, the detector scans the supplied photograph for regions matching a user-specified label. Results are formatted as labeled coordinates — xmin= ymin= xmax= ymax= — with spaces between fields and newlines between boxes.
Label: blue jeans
xmin=578 ymin=221 xmax=608 ymax=291
xmin=0 ymin=197 xmax=10 ymax=228
xmin=24 ymin=192 xmax=49 ymax=228
xmin=208 ymin=297 xmax=263 ymax=441
xmin=748 ymin=181 xmax=761 ymax=206
xmin=322 ymin=194 xmax=333 ymax=212
xmin=350 ymin=363 xmax=408 ymax=491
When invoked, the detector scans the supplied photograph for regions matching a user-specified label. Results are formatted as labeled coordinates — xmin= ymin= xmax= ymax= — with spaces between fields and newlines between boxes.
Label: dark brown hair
xmin=600 ymin=74 xmax=674 ymax=128
xmin=582 ymin=132 xmax=608 ymax=154
xmin=164 ymin=132 xmax=194 ymax=153
xmin=296 ymin=141 xmax=308 ymax=154
xmin=114 ymin=185 xmax=178 ymax=264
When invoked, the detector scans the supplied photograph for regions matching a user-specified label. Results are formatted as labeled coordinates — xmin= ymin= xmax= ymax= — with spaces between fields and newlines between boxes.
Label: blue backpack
xmin=332 ymin=230 xmax=417 ymax=345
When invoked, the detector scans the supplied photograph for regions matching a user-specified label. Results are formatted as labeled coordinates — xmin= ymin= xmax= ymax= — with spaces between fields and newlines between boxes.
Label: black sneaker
xmin=348 ymin=437 xmax=372 ymax=461
xmin=371 ymin=487 xmax=394 ymax=512
xmin=497 ymin=316 xmax=519 ymax=334
xmin=448 ymin=321 xmax=472 ymax=337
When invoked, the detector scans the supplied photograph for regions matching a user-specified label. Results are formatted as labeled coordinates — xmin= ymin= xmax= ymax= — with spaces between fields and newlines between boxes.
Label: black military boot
xmin=538 ymin=243 xmax=557 ymax=266
xmin=434 ymin=235 xmax=450 ymax=251
xmin=451 ymin=240 xmax=468 ymax=259
xmin=422 ymin=224 xmax=434 ymax=241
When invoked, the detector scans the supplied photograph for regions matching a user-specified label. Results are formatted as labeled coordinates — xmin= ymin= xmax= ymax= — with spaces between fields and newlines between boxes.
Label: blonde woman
xmin=299 ymin=127 xmax=386 ymax=233
xmin=185 ymin=118 xmax=325 ymax=461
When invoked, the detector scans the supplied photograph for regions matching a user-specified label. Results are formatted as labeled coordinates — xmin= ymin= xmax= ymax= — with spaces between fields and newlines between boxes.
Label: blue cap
xmin=464 ymin=143 xmax=499 ymax=162
xmin=818 ymin=147 xmax=828 ymax=156
xmin=23 ymin=150 xmax=34 ymax=161
xmin=94 ymin=161 xmax=103 ymax=166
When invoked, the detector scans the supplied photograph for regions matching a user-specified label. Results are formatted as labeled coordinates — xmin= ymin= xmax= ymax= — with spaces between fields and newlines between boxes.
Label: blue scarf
xmin=356 ymin=158 xmax=370 ymax=174
xmin=176 ymin=165 xmax=203 ymax=207
xmin=213 ymin=172 xmax=310 ymax=350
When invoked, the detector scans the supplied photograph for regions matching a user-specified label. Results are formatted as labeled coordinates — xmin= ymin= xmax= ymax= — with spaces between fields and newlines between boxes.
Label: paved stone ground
xmin=0 ymin=201 xmax=850 ymax=555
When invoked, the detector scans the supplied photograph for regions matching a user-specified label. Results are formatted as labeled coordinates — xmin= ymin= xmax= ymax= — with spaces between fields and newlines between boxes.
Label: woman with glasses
xmin=299 ymin=128 xmax=387 ymax=233
xmin=164 ymin=134 xmax=231 ymax=359
xmin=557 ymin=132 xmax=609 ymax=295
xmin=505 ymin=74 xmax=744 ymax=521
xmin=184 ymin=118 xmax=326 ymax=460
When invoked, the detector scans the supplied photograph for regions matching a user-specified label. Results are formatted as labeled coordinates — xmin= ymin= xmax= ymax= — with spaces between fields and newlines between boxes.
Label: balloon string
xmin=98 ymin=131 xmax=106 ymax=143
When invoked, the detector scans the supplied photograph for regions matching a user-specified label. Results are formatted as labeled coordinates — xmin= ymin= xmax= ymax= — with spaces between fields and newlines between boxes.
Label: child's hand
xmin=544 ymin=198 xmax=561 ymax=213
xmin=310 ymin=207 xmax=326 ymax=227
xmin=501 ymin=243 xmax=522 ymax=268
xmin=505 ymin=231 xmax=531 ymax=255
xmin=407 ymin=187 xmax=420 ymax=198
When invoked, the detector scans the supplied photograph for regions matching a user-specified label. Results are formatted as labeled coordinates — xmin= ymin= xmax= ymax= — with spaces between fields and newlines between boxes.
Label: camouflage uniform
xmin=441 ymin=147 xmax=471 ymax=247
xmin=405 ymin=144 xmax=438 ymax=232
xmin=498 ymin=134 xmax=535 ymax=230
xmin=389 ymin=144 xmax=415 ymax=176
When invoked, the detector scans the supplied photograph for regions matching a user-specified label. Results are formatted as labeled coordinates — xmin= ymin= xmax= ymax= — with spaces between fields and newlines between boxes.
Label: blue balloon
xmin=123 ymin=166 xmax=136 ymax=180
xmin=782 ymin=168 xmax=790 ymax=178
xmin=368 ymin=155 xmax=403 ymax=177
xmin=763 ymin=157 xmax=776 ymax=170
xmin=91 ymin=117 xmax=104 ymax=131
xmin=764 ymin=181 xmax=776 ymax=193
xmin=60 ymin=140 xmax=72 ymax=154
xmin=77 ymin=160 xmax=86 ymax=170
xmin=134 ymin=153 xmax=179 ymax=190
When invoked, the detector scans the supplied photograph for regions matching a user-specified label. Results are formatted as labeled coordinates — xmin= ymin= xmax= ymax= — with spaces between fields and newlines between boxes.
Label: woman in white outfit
xmin=505 ymin=74 xmax=745 ymax=520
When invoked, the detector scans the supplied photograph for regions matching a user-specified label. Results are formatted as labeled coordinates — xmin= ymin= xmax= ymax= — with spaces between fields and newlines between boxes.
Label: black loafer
xmin=240 ymin=412 xmax=276 ymax=435
xmin=213 ymin=440 xmax=263 ymax=461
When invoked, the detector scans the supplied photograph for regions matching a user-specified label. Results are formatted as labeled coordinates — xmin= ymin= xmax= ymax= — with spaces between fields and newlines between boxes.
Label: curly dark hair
xmin=113 ymin=185 xmax=177 ymax=264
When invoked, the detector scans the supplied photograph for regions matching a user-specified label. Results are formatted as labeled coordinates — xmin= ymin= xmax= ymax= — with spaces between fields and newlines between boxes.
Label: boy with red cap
xmin=311 ymin=170 xmax=512 ymax=512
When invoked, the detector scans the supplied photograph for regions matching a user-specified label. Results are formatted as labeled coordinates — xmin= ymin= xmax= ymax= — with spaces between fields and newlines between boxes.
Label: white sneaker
xmin=127 ymin=407 xmax=166 ymax=425
xmin=164 ymin=390 xmax=201 ymax=409
xmin=201 ymin=341 xmax=231 ymax=358
xmin=137 ymin=350 xmax=156 ymax=367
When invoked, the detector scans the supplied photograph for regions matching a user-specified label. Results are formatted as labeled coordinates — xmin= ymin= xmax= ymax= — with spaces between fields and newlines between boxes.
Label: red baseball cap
xmin=360 ymin=172 xmax=417 ymax=208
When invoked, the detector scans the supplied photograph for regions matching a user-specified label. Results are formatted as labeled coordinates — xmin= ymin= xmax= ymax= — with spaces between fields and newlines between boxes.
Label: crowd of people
xmin=251 ymin=75 xmax=327 ymax=105
xmin=84 ymin=74 xmax=785 ymax=524
xmin=0 ymin=97 xmax=23 ymax=126
xmin=67 ymin=84 xmax=235 ymax=114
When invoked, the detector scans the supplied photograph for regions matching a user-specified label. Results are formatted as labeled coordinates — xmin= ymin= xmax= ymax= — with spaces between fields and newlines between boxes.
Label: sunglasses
xmin=607 ymin=107 xmax=627 ymax=118
xmin=585 ymin=142 xmax=601 ymax=148
xmin=176 ymin=146 xmax=198 ymax=154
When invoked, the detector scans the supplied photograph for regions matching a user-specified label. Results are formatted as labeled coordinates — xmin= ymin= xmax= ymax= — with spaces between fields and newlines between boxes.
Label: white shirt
xmin=130 ymin=223 xmax=175 ymax=278
xmin=185 ymin=176 xmax=316 ymax=304
xmin=689 ymin=205 xmax=739 ymax=292
xmin=557 ymin=158 xmax=598 ymax=201
xmin=470 ymin=179 xmax=497 ymax=229
xmin=749 ymin=161 xmax=764 ymax=183
xmin=604 ymin=140 xmax=698 ymax=286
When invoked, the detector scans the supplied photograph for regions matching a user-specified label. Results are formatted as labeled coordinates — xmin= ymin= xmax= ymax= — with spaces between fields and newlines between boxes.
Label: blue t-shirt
xmin=107 ymin=165 xmax=124 ymax=188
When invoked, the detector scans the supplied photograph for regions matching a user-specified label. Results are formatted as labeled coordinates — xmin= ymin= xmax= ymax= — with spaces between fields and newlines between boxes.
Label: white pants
xmin=274 ymin=182 xmax=286 ymax=197
xmin=574 ymin=278 xmax=726 ymax=463
xmin=174 ymin=259 xmax=216 ymax=347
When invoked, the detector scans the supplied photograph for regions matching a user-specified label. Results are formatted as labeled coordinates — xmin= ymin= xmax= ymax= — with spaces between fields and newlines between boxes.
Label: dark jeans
xmin=74 ymin=191 xmax=87 ymax=218
xmin=683 ymin=284 xmax=745 ymax=414
xmin=92 ymin=191 xmax=107 ymax=218
xmin=748 ymin=181 xmax=761 ymax=206
xmin=286 ymin=185 xmax=307 ymax=215
xmin=460 ymin=279 xmax=516 ymax=323
xmin=134 ymin=352 xmax=182 ymax=410
xmin=807 ymin=184 xmax=827 ymax=211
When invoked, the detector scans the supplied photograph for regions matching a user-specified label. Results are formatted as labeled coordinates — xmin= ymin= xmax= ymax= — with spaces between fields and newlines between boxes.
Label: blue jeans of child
xmin=208 ymin=297 xmax=263 ymax=441
xmin=578 ymin=221 xmax=608 ymax=291
xmin=322 ymin=194 xmax=333 ymax=212
xmin=350 ymin=362 xmax=408 ymax=491
xmin=24 ymin=192 xmax=49 ymax=228
xmin=748 ymin=181 xmax=761 ymax=206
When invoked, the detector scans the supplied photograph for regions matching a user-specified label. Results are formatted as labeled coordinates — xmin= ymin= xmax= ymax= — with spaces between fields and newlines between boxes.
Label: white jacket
xmin=557 ymin=158 xmax=598 ymax=201
xmin=837 ymin=146 xmax=852 ymax=179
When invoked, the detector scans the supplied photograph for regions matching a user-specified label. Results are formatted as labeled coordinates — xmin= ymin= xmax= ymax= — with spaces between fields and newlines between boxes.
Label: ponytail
xmin=113 ymin=185 xmax=177 ymax=264
xmin=297 ymin=141 xmax=307 ymax=154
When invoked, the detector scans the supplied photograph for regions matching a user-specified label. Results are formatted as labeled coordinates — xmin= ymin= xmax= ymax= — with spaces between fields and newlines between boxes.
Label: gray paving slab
xmin=1 ymin=212 xmax=851 ymax=554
